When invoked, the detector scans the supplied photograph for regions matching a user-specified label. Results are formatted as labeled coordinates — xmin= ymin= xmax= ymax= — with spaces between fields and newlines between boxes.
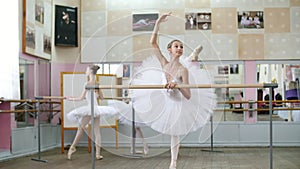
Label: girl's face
xmin=168 ymin=41 xmax=183 ymax=57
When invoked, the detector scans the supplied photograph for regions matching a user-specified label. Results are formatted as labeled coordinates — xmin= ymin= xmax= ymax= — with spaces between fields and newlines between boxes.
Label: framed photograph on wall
xmin=185 ymin=13 xmax=197 ymax=30
xmin=22 ymin=0 xmax=52 ymax=59
xmin=230 ymin=64 xmax=239 ymax=74
xmin=185 ymin=12 xmax=212 ymax=30
xmin=237 ymin=11 xmax=264 ymax=29
xmin=132 ymin=13 xmax=158 ymax=31
xmin=35 ymin=1 xmax=44 ymax=24
xmin=123 ymin=64 xmax=131 ymax=78
xmin=218 ymin=65 xmax=229 ymax=75
xmin=54 ymin=5 xmax=78 ymax=47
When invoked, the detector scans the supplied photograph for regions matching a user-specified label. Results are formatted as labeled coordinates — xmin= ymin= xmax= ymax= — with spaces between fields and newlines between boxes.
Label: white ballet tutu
xmin=130 ymin=56 xmax=217 ymax=136
xmin=67 ymin=105 xmax=118 ymax=123
xmin=107 ymin=100 xmax=146 ymax=127
xmin=67 ymin=90 xmax=118 ymax=123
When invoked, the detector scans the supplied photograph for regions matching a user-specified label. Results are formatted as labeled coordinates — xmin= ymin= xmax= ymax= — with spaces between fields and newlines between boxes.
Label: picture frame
xmin=218 ymin=65 xmax=229 ymax=75
xmin=22 ymin=0 xmax=52 ymax=59
xmin=123 ymin=64 xmax=131 ymax=78
xmin=132 ymin=13 xmax=158 ymax=32
xmin=237 ymin=11 xmax=264 ymax=29
xmin=230 ymin=64 xmax=239 ymax=74
xmin=185 ymin=12 xmax=212 ymax=30
xmin=54 ymin=5 xmax=78 ymax=47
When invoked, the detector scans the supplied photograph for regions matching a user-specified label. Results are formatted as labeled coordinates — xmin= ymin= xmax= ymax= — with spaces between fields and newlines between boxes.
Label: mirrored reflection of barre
xmin=218 ymin=100 xmax=300 ymax=104
xmin=0 ymin=98 xmax=61 ymax=104
xmin=216 ymin=100 xmax=300 ymax=112
xmin=214 ymin=107 xmax=300 ymax=112
xmin=0 ymin=109 xmax=61 ymax=113
xmin=0 ymin=97 xmax=63 ymax=163
xmin=0 ymin=98 xmax=62 ymax=115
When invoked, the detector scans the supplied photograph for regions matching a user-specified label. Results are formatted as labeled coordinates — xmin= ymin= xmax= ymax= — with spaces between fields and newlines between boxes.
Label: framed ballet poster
xmin=54 ymin=5 xmax=78 ymax=47
xmin=132 ymin=13 xmax=158 ymax=31
xmin=22 ymin=0 xmax=52 ymax=59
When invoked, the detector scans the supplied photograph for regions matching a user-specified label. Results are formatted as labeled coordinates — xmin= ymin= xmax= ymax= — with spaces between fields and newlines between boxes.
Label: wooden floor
xmin=0 ymin=147 xmax=299 ymax=169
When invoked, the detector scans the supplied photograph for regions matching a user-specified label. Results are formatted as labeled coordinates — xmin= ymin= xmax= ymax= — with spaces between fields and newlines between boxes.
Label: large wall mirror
xmin=16 ymin=58 xmax=51 ymax=127
xmin=257 ymin=62 xmax=300 ymax=122
xmin=200 ymin=61 xmax=244 ymax=122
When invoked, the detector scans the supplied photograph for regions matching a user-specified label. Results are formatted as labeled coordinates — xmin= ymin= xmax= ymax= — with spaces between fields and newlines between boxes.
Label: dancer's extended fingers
xmin=165 ymin=83 xmax=169 ymax=89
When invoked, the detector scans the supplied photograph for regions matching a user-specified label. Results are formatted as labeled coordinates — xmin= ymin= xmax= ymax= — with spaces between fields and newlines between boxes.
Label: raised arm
xmin=150 ymin=12 xmax=172 ymax=67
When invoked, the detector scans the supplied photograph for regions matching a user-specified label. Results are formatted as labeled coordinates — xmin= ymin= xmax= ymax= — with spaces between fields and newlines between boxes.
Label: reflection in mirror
xmin=19 ymin=58 xmax=35 ymax=100
xmin=257 ymin=63 xmax=300 ymax=122
xmin=37 ymin=59 xmax=51 ymax=97
xmin=201 ymin=62 xmax=244 ymax=122
xmin=17 ymin=58 xmax=35 ymax=127
xmin=16 ymin=58 xmax=51 ymax=127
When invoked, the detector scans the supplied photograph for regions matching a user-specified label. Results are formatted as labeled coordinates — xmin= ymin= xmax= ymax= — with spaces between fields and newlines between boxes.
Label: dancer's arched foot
xmin=143 ymin=145 xmax=149 ymax=155
xmin=67 ymin=146 xmax=76 ymax=160
xmin=188 ymin=45 xmax=203 ymax=61
xmin=96 ymin=155 xmax=103 ymax=160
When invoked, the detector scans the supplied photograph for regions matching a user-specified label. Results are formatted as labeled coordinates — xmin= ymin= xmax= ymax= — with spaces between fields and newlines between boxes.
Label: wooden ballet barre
xmin=35 ymin=96 xmax=65 ymax=100
xmin=103 ymin=97 xmax=130 ymax=100
xmin=0 ymin=109 xmax=61 ymax=113
xmin=218 ymin=100 xmax=250 ymax=104
xmin=0 ymin=98 xmax=61 ymax=104
xmin=218 ymin=100 xmax=300 ymax=105
xmin=0 ymin=99 xmax=36 ymax=103
xmin=86 ymin=83 xmax=278 ymax=90
xmin=214 ymin=107 xmax=300 ymax=112
xmin=36 ymin=96 xmax=130 ymax=100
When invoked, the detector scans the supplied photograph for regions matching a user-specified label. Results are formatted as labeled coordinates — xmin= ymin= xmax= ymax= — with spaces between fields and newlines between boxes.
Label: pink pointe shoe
xmin=67 ymin=147 xmax=76 ymax=160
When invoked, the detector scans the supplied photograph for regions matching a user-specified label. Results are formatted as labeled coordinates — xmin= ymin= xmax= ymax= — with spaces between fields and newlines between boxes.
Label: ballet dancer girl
xmin=130 ymin=12 xmax=216 ymax=169
xmin=65 ymin=65 xmax=117 ymax=160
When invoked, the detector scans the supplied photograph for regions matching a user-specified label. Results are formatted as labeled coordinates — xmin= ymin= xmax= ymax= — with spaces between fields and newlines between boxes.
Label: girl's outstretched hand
xmin=65 ymin=96 xmax=72 ymax=100
xmin=157 ymin=12 xmax=172 ymax=23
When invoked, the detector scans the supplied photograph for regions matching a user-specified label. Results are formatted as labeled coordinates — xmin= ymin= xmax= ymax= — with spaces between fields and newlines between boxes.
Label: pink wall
xmin=0 ymin=102 xmax=11 ymax=150
xmin=27 ymin=64 xmax=35 ymax=99
xmin=38 ymin=62 xmax=51 ymax=97
xmin=244 ymin=61 xmax=257 ymax=124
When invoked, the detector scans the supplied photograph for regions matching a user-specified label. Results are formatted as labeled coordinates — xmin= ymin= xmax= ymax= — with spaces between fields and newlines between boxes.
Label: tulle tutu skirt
xmin=130 ymin=56 xmax=217 ymax=136
xmin=67 ymin=105 xmax=118 ymax=123
xmin=107 ymin=100 xmax=146 ymax=127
